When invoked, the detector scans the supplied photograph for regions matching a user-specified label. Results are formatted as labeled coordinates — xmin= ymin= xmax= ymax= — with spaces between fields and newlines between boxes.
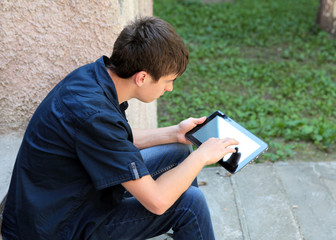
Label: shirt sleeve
xmin=75 ymin=111 xmax=150 ymax=190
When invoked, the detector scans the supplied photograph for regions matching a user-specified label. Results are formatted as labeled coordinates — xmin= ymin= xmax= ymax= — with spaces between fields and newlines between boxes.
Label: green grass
xmin=154 ymin=0 xmax=336 ymax=162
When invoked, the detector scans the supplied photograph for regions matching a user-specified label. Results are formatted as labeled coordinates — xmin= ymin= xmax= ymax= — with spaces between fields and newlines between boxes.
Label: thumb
xmin=194 ymin=116 xmax=206 ymax=124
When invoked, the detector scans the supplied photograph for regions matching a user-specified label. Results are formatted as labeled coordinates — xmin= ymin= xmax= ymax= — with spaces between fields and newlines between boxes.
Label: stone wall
xmin=0 ymin=0 xmax=156 ymax=134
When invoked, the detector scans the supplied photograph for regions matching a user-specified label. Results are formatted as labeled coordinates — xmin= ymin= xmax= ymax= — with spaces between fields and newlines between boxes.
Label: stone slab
xmin=198 ymin=167 xmax=243 ymax=240
xmin=275 ymin=162 xmax=336 ymax=240
xmin=232 ymin=163 xmax=302 ymax=240
xmin=0 ymin=133 xmax=22 ymax=203
xmin=0 ymin=133 xmax=23 ymax=240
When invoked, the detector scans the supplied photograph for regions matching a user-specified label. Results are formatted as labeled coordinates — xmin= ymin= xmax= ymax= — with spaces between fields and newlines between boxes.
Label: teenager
xmin=2 ymin=17 xmax=238 ymax=240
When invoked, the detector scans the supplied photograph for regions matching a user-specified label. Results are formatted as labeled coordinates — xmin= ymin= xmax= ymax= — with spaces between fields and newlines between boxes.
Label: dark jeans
xmin=92 ymin=143 xmax=215 ymax=240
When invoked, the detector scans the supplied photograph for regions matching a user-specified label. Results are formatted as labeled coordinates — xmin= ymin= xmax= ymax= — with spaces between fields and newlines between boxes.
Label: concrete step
xmin=152 ymin=161 xmax=336 ymax=240
xmin=0 ymin=133 xmax=22 ymax=204
xmin=0 ymin=133 xmax=23 ymax=240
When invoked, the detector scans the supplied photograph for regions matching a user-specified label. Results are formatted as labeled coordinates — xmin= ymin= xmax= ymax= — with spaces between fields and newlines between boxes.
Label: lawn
xmin=153 ymin=0 xmax=336 ymax=162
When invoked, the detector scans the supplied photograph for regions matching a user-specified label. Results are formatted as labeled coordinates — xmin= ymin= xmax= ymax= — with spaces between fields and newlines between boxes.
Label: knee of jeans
xmin=181 ymin=186 xmax=208 ymax=210
xmin=163 ymin=143 xmax=193 ymax=166
xmin=175 ymin=143 xmax=193 ymax=157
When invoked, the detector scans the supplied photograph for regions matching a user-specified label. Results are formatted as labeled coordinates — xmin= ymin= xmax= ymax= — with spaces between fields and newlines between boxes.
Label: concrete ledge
xmin=0 ymin=195 xmax=6 ymax=239
xmin=0 ymin=195 xmax=6 ymax=216
xmin=152 ymin=162 xmax=336 ymax=240
xmin=0 ymin=133 xmax=22 ymax=203
xmin=0 ymin=133 xmax=21 ymax=239
xmin=198 ymin=163 xmax=336 ymax=240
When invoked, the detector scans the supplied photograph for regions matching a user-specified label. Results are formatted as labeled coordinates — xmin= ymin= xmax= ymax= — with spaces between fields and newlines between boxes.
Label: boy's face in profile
xmin=138 ymin=73 xmax=178 ymax=103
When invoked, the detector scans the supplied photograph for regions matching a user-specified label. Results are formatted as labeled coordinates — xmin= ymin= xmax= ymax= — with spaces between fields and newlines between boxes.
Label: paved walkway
xmin=152 ymin=162 xmax=336 ymax=240
xmin=1 ymin=133 xmax=336 ymax=240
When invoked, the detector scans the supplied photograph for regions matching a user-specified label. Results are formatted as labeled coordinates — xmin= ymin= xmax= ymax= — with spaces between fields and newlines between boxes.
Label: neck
xmin=106 ymin=68 xmax=134 ymax=104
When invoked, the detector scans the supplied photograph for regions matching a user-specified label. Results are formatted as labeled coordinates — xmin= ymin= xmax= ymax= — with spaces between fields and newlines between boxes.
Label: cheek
xmin=160 ymin=84 xmax=167 ymax=92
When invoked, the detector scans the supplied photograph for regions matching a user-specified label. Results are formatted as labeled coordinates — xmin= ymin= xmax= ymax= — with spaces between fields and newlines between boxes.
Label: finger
xmin=225 ymin=147 xmax=237 ymax=154
xmin=222 ymin=138 xmax=239 ymax=146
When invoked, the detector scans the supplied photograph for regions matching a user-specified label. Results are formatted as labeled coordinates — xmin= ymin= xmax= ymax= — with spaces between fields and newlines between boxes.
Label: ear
xmin=134 ymin=71 xmax=148 ymax=87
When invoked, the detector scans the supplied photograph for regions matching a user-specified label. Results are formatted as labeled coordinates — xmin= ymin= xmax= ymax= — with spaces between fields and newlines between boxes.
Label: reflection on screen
xmin=193 ymin=116 xmax=260 ymax=165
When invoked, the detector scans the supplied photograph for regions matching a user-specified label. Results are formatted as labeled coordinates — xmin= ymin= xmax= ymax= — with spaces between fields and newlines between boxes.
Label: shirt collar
xmin=94 ymin=56 xmax=129 ymax=114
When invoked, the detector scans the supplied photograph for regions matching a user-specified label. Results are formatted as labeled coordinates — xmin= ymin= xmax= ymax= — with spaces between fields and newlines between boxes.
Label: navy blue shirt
xmin=2 ymin=56 xmax=150 ymax=240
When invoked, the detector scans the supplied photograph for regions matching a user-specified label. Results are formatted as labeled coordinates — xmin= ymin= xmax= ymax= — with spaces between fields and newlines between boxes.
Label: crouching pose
xmin=2 ymin=17 xmax=238 ymax=240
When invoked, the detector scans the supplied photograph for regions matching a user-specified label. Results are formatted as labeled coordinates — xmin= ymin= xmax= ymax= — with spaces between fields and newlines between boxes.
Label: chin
xmin=137 ymin=98 xmax=156 ymax=103
xmin=147 ymin=98 xmax=158 ymax=103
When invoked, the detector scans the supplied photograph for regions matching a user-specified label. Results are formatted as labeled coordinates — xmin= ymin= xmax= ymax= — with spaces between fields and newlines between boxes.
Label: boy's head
xmin=107 ymin=17 xmax=189 ymax=81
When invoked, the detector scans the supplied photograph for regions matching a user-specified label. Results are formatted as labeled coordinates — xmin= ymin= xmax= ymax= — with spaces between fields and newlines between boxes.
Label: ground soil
xmin=288 ymin=141 xmax=336 ymax=162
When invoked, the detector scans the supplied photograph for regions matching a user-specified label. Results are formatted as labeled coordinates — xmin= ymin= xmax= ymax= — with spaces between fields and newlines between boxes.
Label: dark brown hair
xmin=106 ymin=17 xmax=189 ymax=81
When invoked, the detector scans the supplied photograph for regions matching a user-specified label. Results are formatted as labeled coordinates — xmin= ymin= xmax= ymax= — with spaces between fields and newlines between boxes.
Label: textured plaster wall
xmin=0 ymin=0 xmax=156 ymax=134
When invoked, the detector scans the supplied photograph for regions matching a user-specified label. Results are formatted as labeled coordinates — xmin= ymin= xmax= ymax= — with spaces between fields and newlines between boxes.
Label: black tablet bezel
xmin=185 ymin=111 xmax=268 ymax=174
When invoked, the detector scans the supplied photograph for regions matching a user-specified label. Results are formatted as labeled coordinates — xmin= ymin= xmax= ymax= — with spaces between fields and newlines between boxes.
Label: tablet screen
xmin=192 ymin=116 xmax=261 ymax=164
xmin=186 ymin=111 xmax=268 ymax=173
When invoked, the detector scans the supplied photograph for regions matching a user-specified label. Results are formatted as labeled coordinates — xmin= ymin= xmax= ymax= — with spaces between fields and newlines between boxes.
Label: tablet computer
xmin=186 ymin=111 xmax=268 ymax=174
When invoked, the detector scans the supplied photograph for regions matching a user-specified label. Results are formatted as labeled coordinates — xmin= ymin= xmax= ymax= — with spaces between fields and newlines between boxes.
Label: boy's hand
xmin=195 ymin=137 xmax=239 ymax=166
xmin=175 ymin=116 xmax=239 ymax=166
xmin=176 ymin=116 xmax=206 ymax=144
